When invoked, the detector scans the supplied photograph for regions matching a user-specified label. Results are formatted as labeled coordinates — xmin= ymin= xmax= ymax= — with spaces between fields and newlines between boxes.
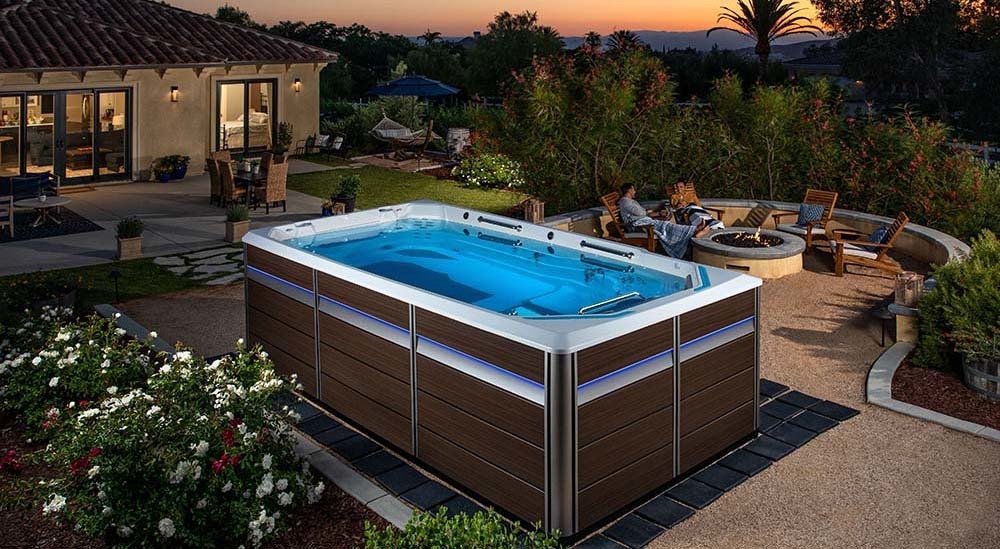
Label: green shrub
xmin=452 ymin=153 xmax=525 ymax=189
xmin=0 ymin=271 xmax=81 ymax=325
xmin=225 ymin=204 xmax=250 ymax=223
xmin=338 ymin=174 xmax=362 ymax=197
xmin=323 ymin=97 xmax=428 ymax=153
xmin=364 ymin=507 xmax=561 ymax=549
xmin=276 ymin=122 xmax=294 ymax=152
xmin=115 ymin=217 xmax=143 ymax=239
xmin=914 ymin=230 xmax=1000 ymax=371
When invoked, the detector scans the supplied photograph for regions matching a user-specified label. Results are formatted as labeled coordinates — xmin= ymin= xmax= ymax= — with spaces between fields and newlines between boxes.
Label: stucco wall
xmin=0 ymin=63 xmax=324 ymax=180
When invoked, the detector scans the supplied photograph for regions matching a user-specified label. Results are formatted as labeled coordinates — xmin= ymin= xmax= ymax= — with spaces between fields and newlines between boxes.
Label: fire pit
xmin=693 ymin=228 xmax=806 ymax=279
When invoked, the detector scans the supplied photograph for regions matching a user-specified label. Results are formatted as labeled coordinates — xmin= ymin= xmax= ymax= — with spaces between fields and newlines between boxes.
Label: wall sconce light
xmin=293 ymin=78 xmax=302 ymax=93
xmin=169 ymin=86 xmax=179 ymax=102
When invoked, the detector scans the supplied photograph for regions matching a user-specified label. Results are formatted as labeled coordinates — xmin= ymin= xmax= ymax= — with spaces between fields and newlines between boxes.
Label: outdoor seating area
xmin=207 ymin=151 xmax=289 ymax=213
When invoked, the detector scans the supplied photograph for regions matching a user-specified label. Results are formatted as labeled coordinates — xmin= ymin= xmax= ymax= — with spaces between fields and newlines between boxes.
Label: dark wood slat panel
xmin=246 ymin=245 xmax=313 ymax=289
xmin=679 ymin=290 xmax=755 ymax=343
xmin=679 ymin=367 xmax=754 ymax=436
xmin=418 ymin=391 xmax=543 ymax=489
xmin=577 ymin=318 xmax=673 ymax=383
xmin=248 ymin=280 xmax=314 ymax=335
xmin=416 ymin=356 xmax=543 ymax=447
xmin=415 ymin=308 xmax=544 ymax=383
xmin=679 ymin=401 xmax=755 ymax=473
xmin=318 ymin=313 xmax=409 ymax=383
xmin=249 ymin=332 xmax=317 ymax=397
xmin=578 ymin=368 xmax=673 ymax=447
xmin=321 ymin=375 xmax=411 ymax=451
xmin=321 ymin=345 xmax=411 ymax=419
xmin=317 ymin=272 xmax=409 ymax=328
xmin=579 ymin=406 xmax=673 ymax=489
xmin=418 ymin=427 xmax=544 ymax=523
xmin=247 ymin=307 xmax=314 ymax=366
xmin=680 ymin=335 xmax=755 ymax=400
xmin=578 ymin=443 xmax=674 ymax=529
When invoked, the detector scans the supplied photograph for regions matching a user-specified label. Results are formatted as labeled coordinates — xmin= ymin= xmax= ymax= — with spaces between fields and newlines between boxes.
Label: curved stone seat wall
xmin=542 ymin=198 xmax=970 ymax=265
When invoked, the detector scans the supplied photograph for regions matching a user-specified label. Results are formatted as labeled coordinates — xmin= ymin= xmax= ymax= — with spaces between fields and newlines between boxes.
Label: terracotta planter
xmin=117 ymin=236 xmax=142 ymax=260
xmin=226 ymin=220 xmax=250 ymax=243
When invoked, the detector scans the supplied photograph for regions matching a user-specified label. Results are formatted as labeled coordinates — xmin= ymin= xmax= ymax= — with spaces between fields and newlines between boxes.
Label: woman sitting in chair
xmin=618 ymin=183 xmax=710 ymax=258
xmin=671 ymin=182 xmax=725 ymax=231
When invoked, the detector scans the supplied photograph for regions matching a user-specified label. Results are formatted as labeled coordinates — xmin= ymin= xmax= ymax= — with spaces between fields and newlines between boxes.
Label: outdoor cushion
xmin=777 ymin=223 xmax=824 ymax=236
xmin=315 ymin=134 xmax=331 ymax=148
xmin=865 ymin=225 xmax=890 ymax=252
xmin=796 ymin=203 xmax=825 ymax=226
xmin=828 ymin=240 xmax=878 ymax=259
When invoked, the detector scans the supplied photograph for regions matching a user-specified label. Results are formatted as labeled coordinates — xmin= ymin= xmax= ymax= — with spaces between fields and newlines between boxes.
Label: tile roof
xmin=0 ymin=0 xmax=336 ymax=73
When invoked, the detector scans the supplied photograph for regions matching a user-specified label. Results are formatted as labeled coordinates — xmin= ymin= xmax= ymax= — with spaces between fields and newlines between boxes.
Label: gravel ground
xmin=117 ymin=254 xmax=1000 ymax=548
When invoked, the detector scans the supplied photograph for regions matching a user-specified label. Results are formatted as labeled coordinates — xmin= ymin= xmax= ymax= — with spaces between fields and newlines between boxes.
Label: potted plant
xmin=152 ymin=158 xmax=172 ymax=183
xmin=116 ymin=216 xmax=144 ymax=260
xmin=276 ymin=122 xmax=294 ymax=154
xmin=225 ymin=203 xmax=250 ymax=243
xmin=167 ymin=155 xmax=191 ymax=180
xmin=332 ymin=174 xmax=361 ymax=213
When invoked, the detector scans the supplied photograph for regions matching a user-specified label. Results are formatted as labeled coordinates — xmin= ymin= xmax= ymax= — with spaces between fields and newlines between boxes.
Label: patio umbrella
xmin=366 ymin=75 xmax=460 ymax=98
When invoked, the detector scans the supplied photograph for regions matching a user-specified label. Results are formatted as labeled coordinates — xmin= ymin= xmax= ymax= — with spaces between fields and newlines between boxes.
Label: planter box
xmin=117 ymin=236 xmax=142 ymax=260
xmin=226 ymin=220 xmax=250 ymax=243
xmin=963 ymin=356 xmax=1000 ymax=401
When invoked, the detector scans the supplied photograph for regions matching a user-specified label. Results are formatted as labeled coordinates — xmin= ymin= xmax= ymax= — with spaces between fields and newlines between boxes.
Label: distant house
xmin=784 ymin=49 xmax=843 ymax=78
xmin=454 ymin=32 xmax=482 ymax=50
xmin=0 ymin=0 xmax=336 ymax=184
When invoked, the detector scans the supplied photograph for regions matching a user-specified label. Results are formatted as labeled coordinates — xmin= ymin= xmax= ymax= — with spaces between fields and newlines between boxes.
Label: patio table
xmin=235 ymin=170 xmax=266 ymax=208
xmin=14 ymin=195 xmax=72 ymax=227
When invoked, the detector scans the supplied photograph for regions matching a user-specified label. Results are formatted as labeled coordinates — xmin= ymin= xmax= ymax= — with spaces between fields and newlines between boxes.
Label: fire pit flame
xmin=711 ymin=228 xmax=784 ymax=249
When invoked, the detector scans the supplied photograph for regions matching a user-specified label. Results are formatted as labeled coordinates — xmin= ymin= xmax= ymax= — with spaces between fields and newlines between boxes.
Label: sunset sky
xmin=169 ymin=0 xmax=819 ymax=36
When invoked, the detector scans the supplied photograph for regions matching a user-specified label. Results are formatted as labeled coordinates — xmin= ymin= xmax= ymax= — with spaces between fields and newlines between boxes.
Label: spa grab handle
xmin=478 ymin=232 xmax=522 ymax=247
xmin=477 ymin=216 xmax=522 ymax=232
xmin=580 ymin=255 xmax=634 ymax=273
xmin=580 ymin=240 xmax=635 ymax=259
xmin=578 ymin=292 xmax=641 ymax=315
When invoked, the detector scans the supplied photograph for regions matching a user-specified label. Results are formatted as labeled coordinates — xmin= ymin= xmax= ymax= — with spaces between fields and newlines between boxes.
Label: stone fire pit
xmin=692 ymin=228 xmax=806 ymax=279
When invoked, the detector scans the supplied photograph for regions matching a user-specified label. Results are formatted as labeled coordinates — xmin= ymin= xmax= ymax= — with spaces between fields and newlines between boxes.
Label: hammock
xmin=370 ymin=115 xmax=441 ymax=147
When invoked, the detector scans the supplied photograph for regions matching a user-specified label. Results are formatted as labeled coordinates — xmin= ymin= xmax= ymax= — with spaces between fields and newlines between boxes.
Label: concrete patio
xmin=0 ymin=159 xmax=330 ymax=276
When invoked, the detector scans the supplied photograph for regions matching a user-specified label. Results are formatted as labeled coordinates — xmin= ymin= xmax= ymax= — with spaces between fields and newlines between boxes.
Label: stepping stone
xmin=760 ymin=400 xmax=802 ymax=420
xmin=206 ymin=272 xmax=244 ymax=285
xmin=401 ymin=480 xmax=456 ymax=510
xmin=759 ymin=378 xmax=789 ymax=398
xmin=758 ymin=412 xmax=782 ymax=432
xmin=575 ymin=535 xmax=628 ymax=548
xmin=789 ymin=410 xmax=839 ymax=433
xmin=810 ymin=400 xmax=860 ymax=422
xmin=312 ymin=425 xmax=355 ymax=446
xmin=184 ymin=247 xmax=234 ymax=260
xmin=432 ymin=495 xmax=484 ymax=519
xmin=777 ymin=390 xmax=822 ymax=409
xmin=603 ymin=514 xmax=665 ymax=549
xmin=168 ymin=265 xmax=191 ymax=275
xmin=766 ymin=422 xmax=817 ymax=448
xmin=744 ymin=435 xmax=795 ymax=461
xmin=693 ymin=463 xmax=748 ymax=492
xmin=353 ymin=451 xmax=404 ymax=478
xmin=291 ymin=400 xmax=321 ymax=423
xmin=193 ymin=262 xmax=238 ymax=274
xmin=665 ymin=479 xmax=723 ymax=509
xmin=154 ymin=255 xmax=186 ymax=266
xmin=298 ymin=414 xmax=341 ymax=436
xmin=329 ymin=434 xmax=381 ymax=460
xmin=193 ymin=254 xmax=237 ymax=265
xmin=376 ymin=464 xmax=428 ymax=495
xmin=635 ymin=495 xmax=694 ymax=528
xmin=718 ymin=449 xmax=771 ymax=477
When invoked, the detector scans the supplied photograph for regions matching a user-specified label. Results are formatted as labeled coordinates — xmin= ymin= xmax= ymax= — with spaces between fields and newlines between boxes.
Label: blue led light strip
xmin=679 ymin=315 xmax=755 ymax=350
xmin=319 ymin=295 xmax=410 ymax=336
xmin=417 ymin=335 xmax=545 ymax=390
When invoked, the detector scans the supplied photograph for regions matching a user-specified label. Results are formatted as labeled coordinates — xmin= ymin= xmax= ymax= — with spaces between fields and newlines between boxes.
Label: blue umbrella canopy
xmin=366 ymin=75 xmax=460 ymax=98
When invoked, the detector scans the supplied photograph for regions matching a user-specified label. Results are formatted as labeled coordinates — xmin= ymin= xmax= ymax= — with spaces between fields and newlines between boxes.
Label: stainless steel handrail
xmin=478 ymin=232 xmax=522 ymax=247
xmin=477 ymin=216 xmax=523 ymax=232
xmin=578 ymin=292 xmax=641 ymax=315
xmin=580 ymin=255 xmax=634 ymax=272
xmin=580 ymin=239 xmax=634 ymax=259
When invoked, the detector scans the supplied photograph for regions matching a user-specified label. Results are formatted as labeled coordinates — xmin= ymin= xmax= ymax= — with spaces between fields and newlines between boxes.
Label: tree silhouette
xmin=607 ymin=29 xmax=643 ymax=53
xmin=707 ymin=0 xmax=821 ymax=75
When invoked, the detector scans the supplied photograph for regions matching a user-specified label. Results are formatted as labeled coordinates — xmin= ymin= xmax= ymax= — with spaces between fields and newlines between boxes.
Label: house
xmin=0 ymin=0 xmax=336 ymax=185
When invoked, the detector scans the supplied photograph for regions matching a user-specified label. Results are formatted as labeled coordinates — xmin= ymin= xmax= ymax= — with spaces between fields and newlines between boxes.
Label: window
xmin=217 ymin=80 xmax=276 ymax=156
xmin=0 ymin=96 xmax=20 ymax=177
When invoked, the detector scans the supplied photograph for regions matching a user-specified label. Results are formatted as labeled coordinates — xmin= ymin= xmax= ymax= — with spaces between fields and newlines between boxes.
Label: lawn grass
xmin=289 ymin=161 xmax=528 ymax=214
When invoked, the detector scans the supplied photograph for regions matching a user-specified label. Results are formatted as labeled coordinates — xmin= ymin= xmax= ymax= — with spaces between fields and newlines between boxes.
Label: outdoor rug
xmin=0 ymin=208 xmax=103 ymax=243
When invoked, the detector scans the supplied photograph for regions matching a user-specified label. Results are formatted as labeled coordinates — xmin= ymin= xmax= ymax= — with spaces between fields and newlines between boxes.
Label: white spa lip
xmin=243 ymin=200 xmax=762 ymax=354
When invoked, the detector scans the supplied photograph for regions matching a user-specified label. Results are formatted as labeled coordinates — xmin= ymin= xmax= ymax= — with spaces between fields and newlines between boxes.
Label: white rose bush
xmin=1 ymin=310 xmax=322 ymax=547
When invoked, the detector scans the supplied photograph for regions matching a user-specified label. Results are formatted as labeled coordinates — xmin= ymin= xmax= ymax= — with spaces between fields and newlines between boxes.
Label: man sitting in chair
xmin=618 ymin=183 xmax=711 ymax=258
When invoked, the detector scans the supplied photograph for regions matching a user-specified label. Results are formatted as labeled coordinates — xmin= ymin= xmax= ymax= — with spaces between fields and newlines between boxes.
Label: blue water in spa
xmin=292 ymin=218 xmax=692 ymax=317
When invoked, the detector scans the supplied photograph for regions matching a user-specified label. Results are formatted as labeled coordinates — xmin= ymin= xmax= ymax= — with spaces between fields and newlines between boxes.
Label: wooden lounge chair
xmin=259 ymin=162 xmax=288 ymax=214
xmin=772 ymin=189 xmax=838 ymax=251
xmin=0 ymin=194 xmax=13 ymax=238
xmin=599 ymin=192 xmax=657 ymax=252
xmin=732 ymin=203 xmax=773 ymax=228
xmin=828 ymin=212 xmax=909 ymax=277
xmin=669 ymin=182 xmax=725 ymax=220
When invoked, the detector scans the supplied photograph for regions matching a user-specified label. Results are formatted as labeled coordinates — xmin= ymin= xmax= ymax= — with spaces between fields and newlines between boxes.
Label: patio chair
xmin=828 ymin=211 xmax=909 ymax=277
xmin=210 ymin=150 xmax=232 ymax=163
xmin=259 ymin=162 xmax=288 ymax=214
xmin=669 ymin=182 xmax=725 ymax=220
xmin=772 ymin=189 xmax=839 ymax=252
xmin=294 ymin=135 xmax=317 ymax=156
xmin=0 ymin=194 xmax=13 ymax=238
xmin=732 ymin=203 xmax=774 ymax=228
xmin=599 ymin=192 xmax=657 ymax=252
xmin=6 ymin=173 xmax=60 ymax=201
xmin=319 ymin=135 xmax=350 ymax=159
xmin=218 ymin=160 xmax=246 ymax=207
xmin=206 ymin=158 xmax=222 ymax=206
xmin=259 ymin=152 xmax=274 ymax=175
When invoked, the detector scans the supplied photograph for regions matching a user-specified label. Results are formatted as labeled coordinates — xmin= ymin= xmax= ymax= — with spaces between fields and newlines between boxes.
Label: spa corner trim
xmin=545 ymin=351 xmax=578 ymax=535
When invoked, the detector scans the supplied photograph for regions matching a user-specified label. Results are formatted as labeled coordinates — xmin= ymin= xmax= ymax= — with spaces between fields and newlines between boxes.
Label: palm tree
xmin=707 ymin=0 xmax=821 ymax=76
xmin=583 ymin=31 xmax=603 ymax=50
xmin=607 ymin=29 xmax=643 ymax=54
xmin=420 ymin=30 xmax=442 ymax=45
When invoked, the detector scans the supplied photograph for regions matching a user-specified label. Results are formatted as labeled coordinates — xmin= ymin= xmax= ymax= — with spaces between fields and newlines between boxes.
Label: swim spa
xmin=242 ymin=201 xmax=762 ymax=536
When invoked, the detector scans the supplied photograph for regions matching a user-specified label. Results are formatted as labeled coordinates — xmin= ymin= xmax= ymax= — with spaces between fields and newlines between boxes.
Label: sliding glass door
xmin=216 ymin=79 xmax=276 ymax=157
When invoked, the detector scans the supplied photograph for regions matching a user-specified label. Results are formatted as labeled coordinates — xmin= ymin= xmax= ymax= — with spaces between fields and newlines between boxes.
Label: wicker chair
xmin=0 ymin=194 xmax=13 ymax=239
xmin=259 ymin=162 xmax=288 ymax=214
xmin=210 ymin=150 xmax=231 ymax=162
xmin=259 ymin=152 xmax=274 ymax=175
xmin=218 ymin=161 xmax=245 ymax=207
xmin=206 ymin=159 xmax=222 ymax=206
